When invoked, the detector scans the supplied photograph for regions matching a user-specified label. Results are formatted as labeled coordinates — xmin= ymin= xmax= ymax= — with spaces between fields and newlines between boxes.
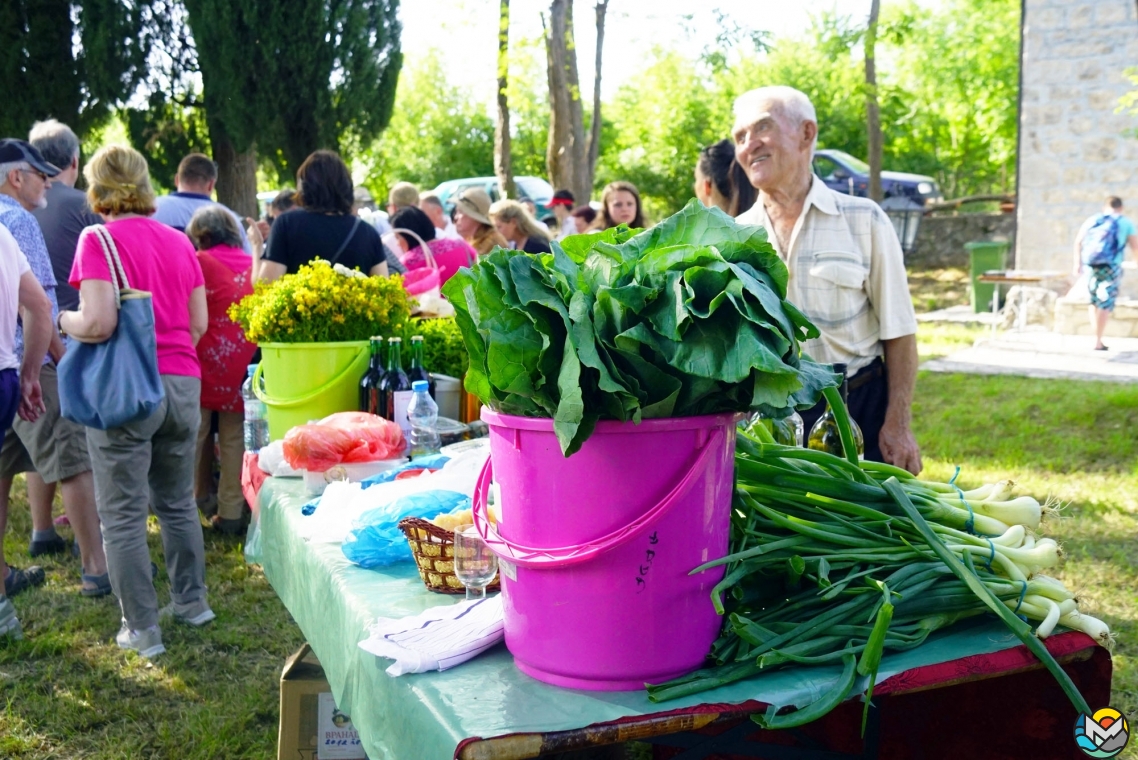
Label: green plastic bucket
xmin=253 ymin=341 xmax=370 ymax=440
xmin=966 ymin=240 xmax=1010 ymax=314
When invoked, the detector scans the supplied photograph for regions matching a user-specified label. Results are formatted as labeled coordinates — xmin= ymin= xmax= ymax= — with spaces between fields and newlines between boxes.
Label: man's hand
xmin=18 ymin=374 xmax=44 ymax=422
xmin=879 ymin=416 xmax=921 ymax=475
xmin=881 ymin=334 xmax=922 ymax=475
xmin=246 ymin=217 xmax=267 ymax=248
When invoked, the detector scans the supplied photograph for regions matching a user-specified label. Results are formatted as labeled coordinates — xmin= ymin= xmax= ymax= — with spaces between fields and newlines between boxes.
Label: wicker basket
xmin=398 ymin=517 xmax=502 ymax=594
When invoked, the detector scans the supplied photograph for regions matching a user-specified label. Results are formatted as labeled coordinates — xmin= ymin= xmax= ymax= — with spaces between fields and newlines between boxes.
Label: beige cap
xmin=388 ymin=181 xmax=420 ymax=209
xmin=454 ymin=187 xmax=492 ymax=226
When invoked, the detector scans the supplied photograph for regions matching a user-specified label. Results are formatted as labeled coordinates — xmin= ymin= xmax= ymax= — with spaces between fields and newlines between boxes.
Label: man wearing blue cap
xmin=0 ymin=138 xmax=109 ymax=600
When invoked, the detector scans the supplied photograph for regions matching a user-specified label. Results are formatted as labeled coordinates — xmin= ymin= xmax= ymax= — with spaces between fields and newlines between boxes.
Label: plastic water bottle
xmin=242 ymin=364 xmax=270 ymax=452
xmin=407 ymin=380 xmax=440 ymax=459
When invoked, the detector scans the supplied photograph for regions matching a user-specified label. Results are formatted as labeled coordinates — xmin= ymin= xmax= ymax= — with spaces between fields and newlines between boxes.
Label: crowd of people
xmin=0 ymin=84 xmax=925 ymax=659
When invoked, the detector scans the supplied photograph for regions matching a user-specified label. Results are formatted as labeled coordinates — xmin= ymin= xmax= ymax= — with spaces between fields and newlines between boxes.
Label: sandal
xmin=81 ymin=572 xmax=113 ymax=598
xmin=4 ymin=565 xmax=46 ymax=597
xmin=211 ymin=515 xmax=245 ymax=536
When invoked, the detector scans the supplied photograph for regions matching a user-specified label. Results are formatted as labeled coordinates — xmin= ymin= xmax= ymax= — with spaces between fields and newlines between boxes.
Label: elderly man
xmin=153 ymin=153 xmax=251 ymax=253
xmin=733 ymin=86 xmax=921 ymax=474
xmin=0 ymin=139 xmax=109 ymax=597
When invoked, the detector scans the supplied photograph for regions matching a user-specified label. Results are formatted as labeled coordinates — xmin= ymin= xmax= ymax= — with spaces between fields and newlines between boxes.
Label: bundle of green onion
xmin=647 ymin=389 xmax=1110 ymax=730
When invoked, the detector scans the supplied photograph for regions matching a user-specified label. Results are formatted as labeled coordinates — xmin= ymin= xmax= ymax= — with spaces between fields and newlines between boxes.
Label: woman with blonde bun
xmin=57 ymin=144 xmax=211 ymax=659
xmin=489 ymin=199 xmax=552 ymax=254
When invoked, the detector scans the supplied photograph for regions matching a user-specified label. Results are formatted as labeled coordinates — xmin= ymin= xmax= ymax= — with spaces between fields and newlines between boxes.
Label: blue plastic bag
xmin=341 ymin=490 xmax=470 ymax=568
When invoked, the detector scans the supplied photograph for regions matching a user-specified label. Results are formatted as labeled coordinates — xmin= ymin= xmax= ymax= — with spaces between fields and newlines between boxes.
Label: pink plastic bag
xmin=282 ymin=412 xmax=406 ymax=472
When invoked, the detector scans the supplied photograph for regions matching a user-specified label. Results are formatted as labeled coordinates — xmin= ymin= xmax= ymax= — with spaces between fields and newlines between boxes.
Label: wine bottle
xmin=408 ymin=334 xmax=435 ymax=397
xmin=807 ymin=363 xmax=864 ymax=458
xmin=359 ymin=336 xmax=385 ymax=414
xmin=381 ymin=337 xmax=413 ymax=440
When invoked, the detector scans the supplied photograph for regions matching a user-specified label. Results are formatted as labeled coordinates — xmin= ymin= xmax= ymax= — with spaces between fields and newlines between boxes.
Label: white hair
xmin=29 ymin=119 xmax=80 ymax=170
xmin=0 ymin=161 xmax=30 ymax=189
xmin=733 ymin=86 xmax=818 ymax=150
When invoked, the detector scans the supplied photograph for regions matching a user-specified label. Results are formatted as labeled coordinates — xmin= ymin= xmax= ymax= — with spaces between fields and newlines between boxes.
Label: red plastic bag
xmin=282 ymin=412 xmax=406 ymax=472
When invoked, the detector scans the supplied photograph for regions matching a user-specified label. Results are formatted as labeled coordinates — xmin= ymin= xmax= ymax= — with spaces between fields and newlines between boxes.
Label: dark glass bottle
xmin=381 ymin=337 xmax=412 ymax=433
xmin=359 ymin=336 xmax=385 ymax=414
xmin=408 ymin=335 xmax=436 ymax=398
xmin=807 ymin=363 xmax=865 ymax=458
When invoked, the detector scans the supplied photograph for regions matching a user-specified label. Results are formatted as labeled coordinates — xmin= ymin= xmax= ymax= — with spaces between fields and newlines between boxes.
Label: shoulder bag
xmin=57 ymin=225 xmax=166 ymax=430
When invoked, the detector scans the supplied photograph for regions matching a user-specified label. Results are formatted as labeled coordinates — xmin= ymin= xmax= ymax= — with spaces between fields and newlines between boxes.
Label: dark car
xmin=812 ymin=149 xmax=943 ymax=206
xmin=429 ymin=176 xmax=557 ymax=224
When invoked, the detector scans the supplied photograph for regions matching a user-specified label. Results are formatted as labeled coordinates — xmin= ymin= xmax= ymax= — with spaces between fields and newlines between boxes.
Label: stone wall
xmin=908 ymin=214 xmax=1017 ymax=269
xmin=1017 ymin=0 xmax=1138 ymax=297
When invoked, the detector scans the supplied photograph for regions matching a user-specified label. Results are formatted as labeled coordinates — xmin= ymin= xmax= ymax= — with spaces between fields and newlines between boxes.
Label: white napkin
xmin=358 ymin=596 xmax=504 ymax=676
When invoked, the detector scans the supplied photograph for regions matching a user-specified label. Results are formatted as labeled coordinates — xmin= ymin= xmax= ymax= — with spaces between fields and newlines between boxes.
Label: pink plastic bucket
xmin=472 ymin=409 xmax=738 ymax=691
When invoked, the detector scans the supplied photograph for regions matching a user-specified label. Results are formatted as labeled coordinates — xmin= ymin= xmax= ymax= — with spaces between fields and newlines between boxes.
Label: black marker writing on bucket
xmin=635 ymin=532 xmax=659 ymax=593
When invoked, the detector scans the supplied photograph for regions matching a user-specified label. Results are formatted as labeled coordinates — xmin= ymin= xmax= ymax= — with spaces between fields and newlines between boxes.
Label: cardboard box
xmin=279 ymin=644 xmax=367 ymax=760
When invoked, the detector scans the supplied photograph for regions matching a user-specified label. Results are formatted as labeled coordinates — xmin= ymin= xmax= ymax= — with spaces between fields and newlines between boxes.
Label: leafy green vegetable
xmin=442 ymin=200 xmax=839 ymax=455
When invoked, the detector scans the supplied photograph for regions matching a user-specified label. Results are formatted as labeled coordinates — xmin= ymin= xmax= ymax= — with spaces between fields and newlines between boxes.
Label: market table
xmin=245 ymin=475 xmax=1111 ymax=760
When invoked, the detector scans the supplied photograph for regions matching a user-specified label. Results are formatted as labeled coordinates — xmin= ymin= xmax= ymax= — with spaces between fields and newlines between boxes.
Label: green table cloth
xmin=247 ymin=477 xmax=1070 ymax=760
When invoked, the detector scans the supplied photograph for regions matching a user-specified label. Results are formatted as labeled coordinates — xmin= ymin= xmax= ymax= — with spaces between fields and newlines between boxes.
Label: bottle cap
xmin=247 ymin=364 xmax=258 ymax=376
xmin=411 ymin=335 xmax=424 ymax=341
xmin=412 ymin=380 xmax=429 ymax=392
xmin=388 ymin=336 xmax=402 ymax=343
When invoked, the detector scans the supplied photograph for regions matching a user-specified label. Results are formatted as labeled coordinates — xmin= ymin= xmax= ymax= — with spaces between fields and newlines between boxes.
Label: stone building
xmin=1016 ymin=0 xmax=1138 ymax=299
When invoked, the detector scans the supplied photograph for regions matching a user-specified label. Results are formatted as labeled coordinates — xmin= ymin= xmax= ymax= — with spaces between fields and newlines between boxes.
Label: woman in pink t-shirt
xmin=57 ymin=145 xmax=211 ymax=659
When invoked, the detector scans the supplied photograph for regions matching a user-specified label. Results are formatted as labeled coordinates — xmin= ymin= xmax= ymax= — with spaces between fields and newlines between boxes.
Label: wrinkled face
xmin=8 ymin=167 xmax=51 ymax=211
xmin=454 ymin=209 xmax=481 ymax=238
xmin=607 ymin=190 xmax=638 ymax=225
xmin=732 ymin=98 xmax=814 ymax=193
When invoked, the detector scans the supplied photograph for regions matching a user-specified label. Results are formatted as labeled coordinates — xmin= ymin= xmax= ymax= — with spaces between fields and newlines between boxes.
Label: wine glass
xmin=453 ymin=524 xmax=498 ymax=600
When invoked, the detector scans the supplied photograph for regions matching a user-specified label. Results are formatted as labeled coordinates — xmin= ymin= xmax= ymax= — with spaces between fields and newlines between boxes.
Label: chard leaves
xmin=441 ymin=199 xmax=839 ymax=456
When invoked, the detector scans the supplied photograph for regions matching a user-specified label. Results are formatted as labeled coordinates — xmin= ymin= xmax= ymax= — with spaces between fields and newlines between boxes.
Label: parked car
xmin=812 ymin=149 xmax=943 ymax=206
xmin=429 ymin=176 xmax=557 ymax=223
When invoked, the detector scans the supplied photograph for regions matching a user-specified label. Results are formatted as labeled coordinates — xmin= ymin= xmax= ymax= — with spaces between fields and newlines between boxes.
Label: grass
xmin=1 ymin=310 xmax=1135 ymax=758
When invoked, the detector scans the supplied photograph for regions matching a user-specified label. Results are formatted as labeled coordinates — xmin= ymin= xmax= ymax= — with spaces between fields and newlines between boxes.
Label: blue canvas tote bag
xmin=58 ymin=225 xmax=165 ymax=430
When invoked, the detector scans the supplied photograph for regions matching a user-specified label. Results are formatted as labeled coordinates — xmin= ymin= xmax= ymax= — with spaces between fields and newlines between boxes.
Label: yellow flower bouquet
xmin=228 ymin=260 xmax=412 ymax=343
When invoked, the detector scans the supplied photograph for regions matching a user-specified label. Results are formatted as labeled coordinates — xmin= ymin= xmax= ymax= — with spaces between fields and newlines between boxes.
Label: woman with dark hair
xmin=695 ymin=139 xmax=758 ymax=217
xmin=258 ymin=150 xmax=388 ymax=282
xmin=184 ymin=206 xmax=256 ymax=536
xmin=390 ymin=206 xmax=477 ymax=286
xmin=592 ymin=181 xmax=645 ymax=230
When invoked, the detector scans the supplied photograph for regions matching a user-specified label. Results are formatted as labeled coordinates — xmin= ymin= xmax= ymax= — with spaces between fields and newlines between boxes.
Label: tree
xmin=587 ymin=1 xmax=608 ymax=175
xmin=543 ymin=0 xmax=590 ymax=202
xmin=359 ymin=50 xmax=495 ymax=198
xmin=865 ymin=0 xmax=883 ymax=202
xmin=0 ymin=0 xmax=148 ymax=140
xmin=495 ymin=0 xmax=516 ymax=199
xmin=126 ymin=0 xmax=402 ymax=215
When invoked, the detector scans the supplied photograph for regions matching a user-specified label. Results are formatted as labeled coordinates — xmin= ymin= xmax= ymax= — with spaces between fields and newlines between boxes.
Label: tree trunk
xmin=210 ymin=119 xmax=258 ymax=219
xmin=544 ymin=0 xmax=590 ymax=204
xmin=865 ymin=0 xmax=883 ymax=203
xmin=495 ymin=0 xmax=516 ymax=199
xmin=586 ymin=0 xmax=608 ymax=181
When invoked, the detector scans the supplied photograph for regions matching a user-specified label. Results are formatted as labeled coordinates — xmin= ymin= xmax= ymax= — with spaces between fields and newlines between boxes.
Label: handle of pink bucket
xmin=471 ymin=427 xmax=724 ymax=569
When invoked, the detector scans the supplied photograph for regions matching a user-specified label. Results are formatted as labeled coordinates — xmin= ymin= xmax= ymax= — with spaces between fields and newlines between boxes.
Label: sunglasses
xmin=20 ymin=168 xmax=49 ymax=182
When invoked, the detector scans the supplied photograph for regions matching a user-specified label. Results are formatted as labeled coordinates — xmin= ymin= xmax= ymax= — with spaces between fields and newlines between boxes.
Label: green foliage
xmin=360 ymin=50 xmax=495 ymax=200
xmin=884 ymin=0 xmax=1020 ymax=197
xmin=123 ymin=93 xmax=212 ymax=192
xmin=357 ymin=44 xmax=550 ymax=201
xmin=405 ymin=317 xmax=470 ymax=380
xmin=443 ymin=201 xmax=838 ymax=455
xmin=0 ymin=0 xmax=148 ymax=140
xmin=594 ymin=51 xmax=725 ymax=221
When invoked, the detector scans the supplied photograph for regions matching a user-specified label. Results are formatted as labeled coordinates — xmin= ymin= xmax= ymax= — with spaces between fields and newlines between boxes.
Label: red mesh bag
xmin=282 ymin=412 xmax=406 ymax=472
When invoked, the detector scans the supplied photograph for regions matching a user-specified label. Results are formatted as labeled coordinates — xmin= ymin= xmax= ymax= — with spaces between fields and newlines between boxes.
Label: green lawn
xmin=0 ymin=320 xmax=1135 ymax=759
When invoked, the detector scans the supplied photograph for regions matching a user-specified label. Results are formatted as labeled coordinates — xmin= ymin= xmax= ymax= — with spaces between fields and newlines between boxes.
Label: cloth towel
xmin=358 ymin=596 xmax=504 ymax=676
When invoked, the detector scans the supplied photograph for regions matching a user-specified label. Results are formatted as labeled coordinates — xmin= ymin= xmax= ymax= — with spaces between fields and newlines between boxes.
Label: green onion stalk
xmin=646 ymin=394 xmax=1110 ymax=731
